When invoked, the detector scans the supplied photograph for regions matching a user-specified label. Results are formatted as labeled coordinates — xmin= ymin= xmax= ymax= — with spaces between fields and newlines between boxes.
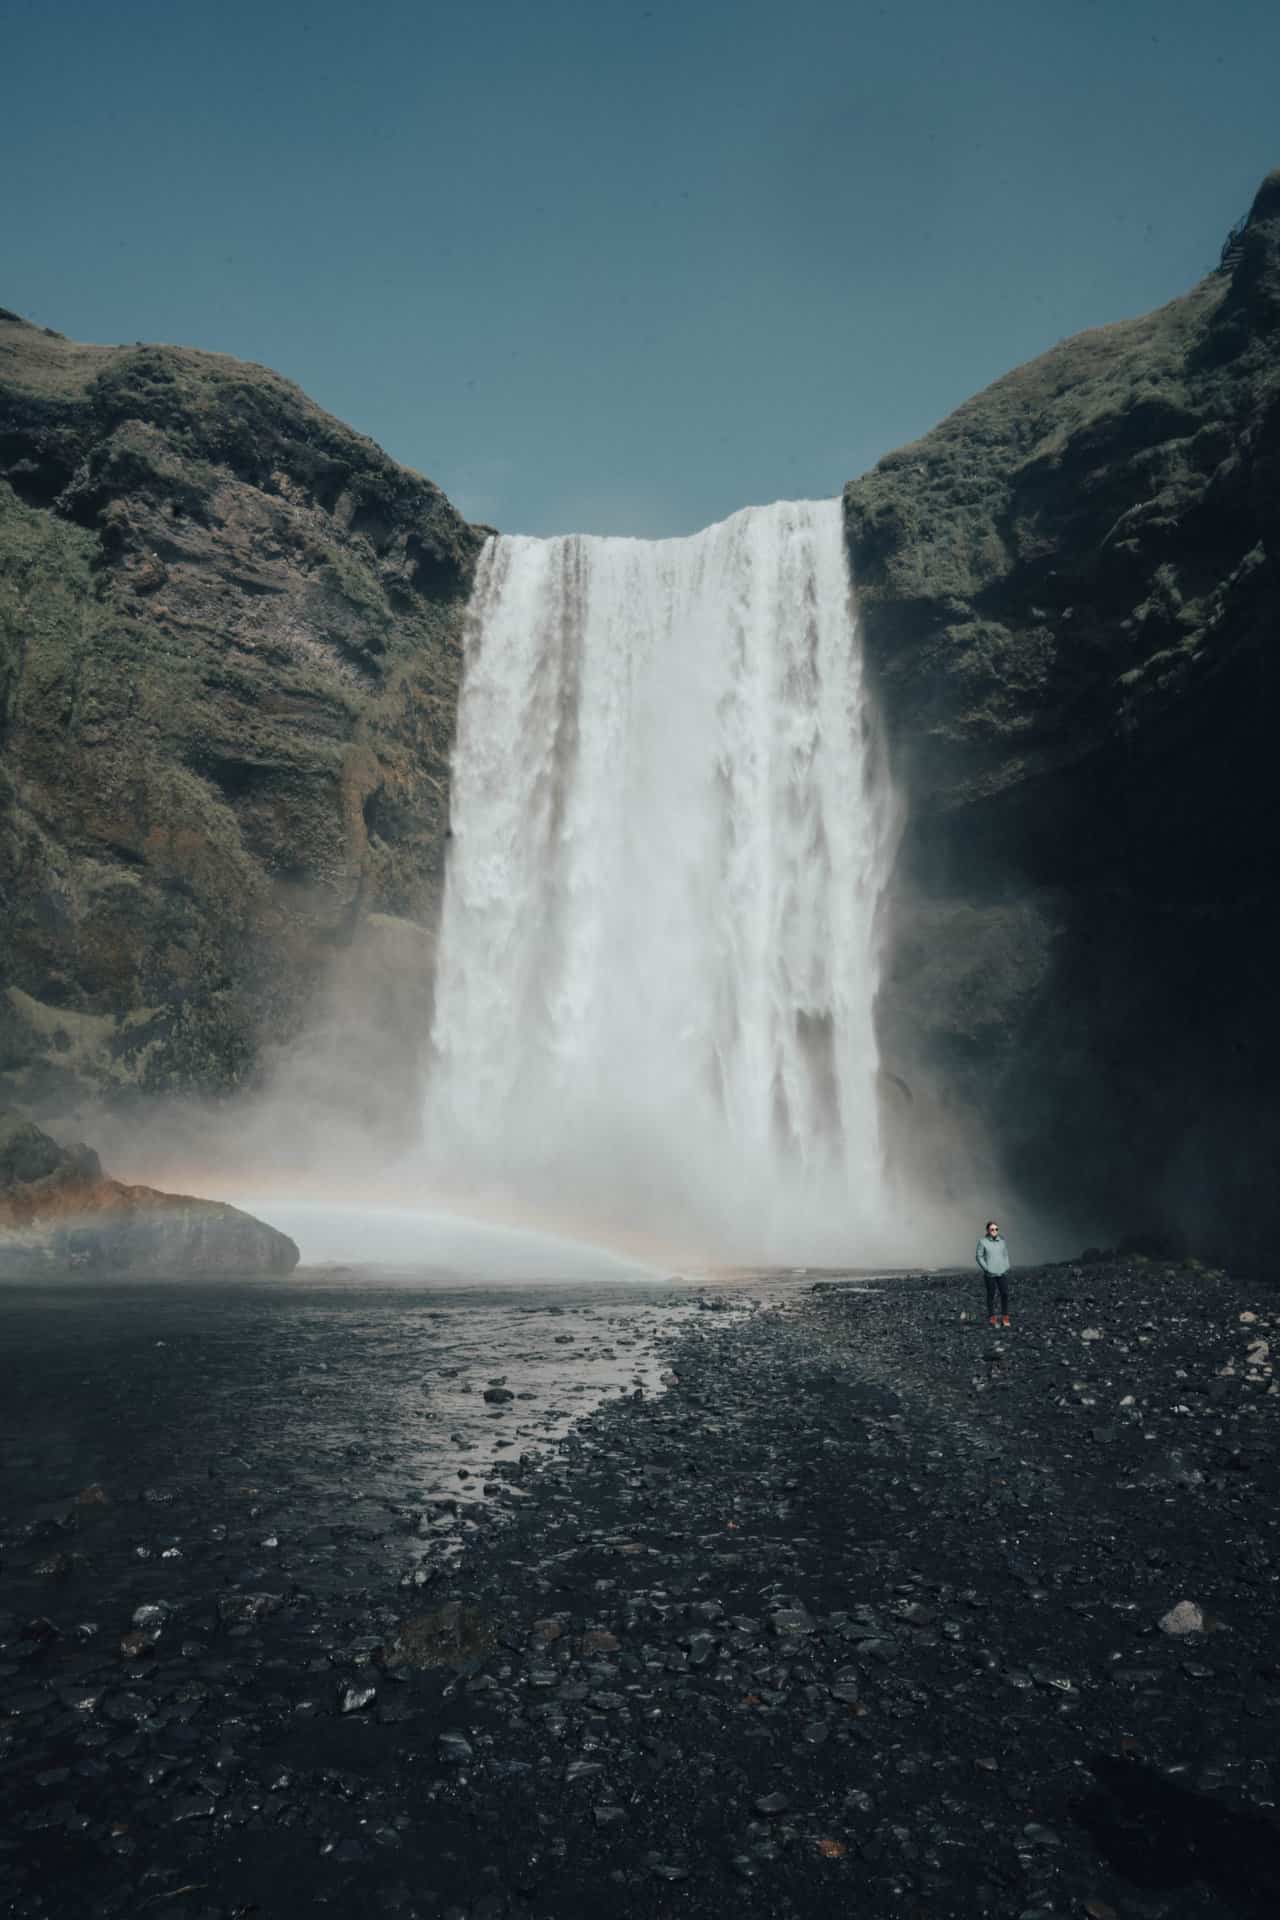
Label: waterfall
xmin=423 ymin=498 xmax=896 ymax=1263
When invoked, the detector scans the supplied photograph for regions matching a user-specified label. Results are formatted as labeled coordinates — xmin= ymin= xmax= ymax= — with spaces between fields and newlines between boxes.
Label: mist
xmin=231 ymin=1202 xmax=664 ymax=1281
xmin=85 ymin=498 xmax=1061 ymax=1277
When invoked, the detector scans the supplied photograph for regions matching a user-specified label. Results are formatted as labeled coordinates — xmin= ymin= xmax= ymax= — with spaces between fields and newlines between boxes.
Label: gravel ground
xmin=2 ymin=1257 xmax=1278 ymax=1919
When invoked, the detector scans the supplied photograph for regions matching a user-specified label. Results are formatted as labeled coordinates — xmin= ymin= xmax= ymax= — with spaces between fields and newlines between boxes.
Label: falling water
xmin=424 ymin=499 xmax=896 ymax=1263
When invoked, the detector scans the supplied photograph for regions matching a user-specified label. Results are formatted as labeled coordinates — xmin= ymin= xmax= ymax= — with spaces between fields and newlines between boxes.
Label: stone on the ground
xmin=1159 ymin=1599 xmax=1207 ymax=1635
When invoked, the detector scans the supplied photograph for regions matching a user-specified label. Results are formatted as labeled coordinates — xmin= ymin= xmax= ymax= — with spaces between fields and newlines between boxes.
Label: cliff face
xmin=0 ymin=311 xmax=481 ymax=1132
xmin=847 ymin=171 xmax=1280 ymax=1265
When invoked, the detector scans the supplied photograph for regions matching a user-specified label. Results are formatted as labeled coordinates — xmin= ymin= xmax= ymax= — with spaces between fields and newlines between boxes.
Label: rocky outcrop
xmin=0 ymin=1110 xmax=298 ymax=1274
xmin=0 ymin=309 xmax=482 ymax=1131
xmin=848 ymin=171 xmax=1280 ymax=1267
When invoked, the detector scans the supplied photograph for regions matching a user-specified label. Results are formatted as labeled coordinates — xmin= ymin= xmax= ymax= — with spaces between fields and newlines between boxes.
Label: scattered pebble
xmin=1 ymin=1258 xmax=1274 ymax=1919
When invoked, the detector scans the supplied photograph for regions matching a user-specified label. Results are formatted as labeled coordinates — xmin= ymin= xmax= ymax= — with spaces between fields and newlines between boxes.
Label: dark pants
xmin=983 ymin=1267 xmax=1011 ymax=1317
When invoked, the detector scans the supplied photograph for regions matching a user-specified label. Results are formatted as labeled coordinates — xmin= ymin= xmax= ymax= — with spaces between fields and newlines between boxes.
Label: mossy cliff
xmin=0 ymin=310 xmax=482 ymax=1131
xmin=847 ymin=170 xmax=1280 ymax=1265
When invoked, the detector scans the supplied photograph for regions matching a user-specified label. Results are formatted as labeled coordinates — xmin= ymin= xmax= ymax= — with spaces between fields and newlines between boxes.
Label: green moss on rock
xmin=0 ymin=308 xmax=483 ymax=1121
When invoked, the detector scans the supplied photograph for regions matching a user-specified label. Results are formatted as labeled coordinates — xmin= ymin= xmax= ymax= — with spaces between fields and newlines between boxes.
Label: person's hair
xmin=986 ymin=1220 xmax=999 ymax=1232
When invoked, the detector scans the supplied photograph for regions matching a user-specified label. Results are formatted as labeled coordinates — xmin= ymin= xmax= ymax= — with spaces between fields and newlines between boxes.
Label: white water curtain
xmin=424 ymin=499 xmax=895 ymax=1263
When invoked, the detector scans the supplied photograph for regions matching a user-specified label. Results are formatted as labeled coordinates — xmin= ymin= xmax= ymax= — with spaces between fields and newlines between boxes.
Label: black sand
xmin=2 ymin=1259 xmax=1279 ymax=1919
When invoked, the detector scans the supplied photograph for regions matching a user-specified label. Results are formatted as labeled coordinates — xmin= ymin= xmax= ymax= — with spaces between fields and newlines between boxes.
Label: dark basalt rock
xmin=846 ymin=168 xmax=1280 ymax=1270
xmin=384 ymin=1603 xmax=496 ymax=1670
xmin=0 ymin=1109 xmax=298 ymax=1274
xmin=0 ymin=1260 xmax=1277 ymax=1916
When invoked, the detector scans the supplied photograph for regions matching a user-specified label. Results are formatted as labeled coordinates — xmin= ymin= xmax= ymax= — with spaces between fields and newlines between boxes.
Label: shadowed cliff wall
xmin=848 ymin=171 xmax=1280 ymax=1268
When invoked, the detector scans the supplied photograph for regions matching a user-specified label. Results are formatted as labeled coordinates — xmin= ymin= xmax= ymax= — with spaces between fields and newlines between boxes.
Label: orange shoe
xmin=1001 ymin=1315 xmax=1011 ymax=1328
xmin=989 ymin=1315 xmax=998 ymax=1327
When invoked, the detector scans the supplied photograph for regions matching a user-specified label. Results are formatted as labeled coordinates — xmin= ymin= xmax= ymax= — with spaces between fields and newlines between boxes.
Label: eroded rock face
xmin=847 ymin=171 xmax=1280 ymax=1266
xmin=0 ymin=309 xmax=482 ymax=1127
xmin=0 ymin=1110 xmax=299 ymax=1275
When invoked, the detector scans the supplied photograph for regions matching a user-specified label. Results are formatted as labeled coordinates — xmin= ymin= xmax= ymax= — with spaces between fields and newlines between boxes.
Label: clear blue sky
xmin=6 ymin=0 xmax=1277 ymax=536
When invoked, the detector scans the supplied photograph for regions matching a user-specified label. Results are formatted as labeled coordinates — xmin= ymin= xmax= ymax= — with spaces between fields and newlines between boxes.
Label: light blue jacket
xmin=976 ymin=1233 xmax=1010 ymax=1276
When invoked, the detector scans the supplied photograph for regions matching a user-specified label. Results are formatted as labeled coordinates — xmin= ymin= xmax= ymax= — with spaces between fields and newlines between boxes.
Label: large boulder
xmin=0 ymin=1110 xmax=298 ymax=1275
xmin=847 ymin=171 xmax=1280 ymax=1267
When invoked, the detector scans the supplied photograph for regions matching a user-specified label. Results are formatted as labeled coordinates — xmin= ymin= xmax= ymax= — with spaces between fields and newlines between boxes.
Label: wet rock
xmin=438 ymin=1730 xmax=473 ymax=1764
xmin=58 ymin=1685 xmax=103 ymax=1713
xmin=580 ymin=1628 xmax=619 ymax=1652
xmin=644 ymin=1860 xmax=689 ymax=1883
xmin=2 ymin=1687 xmax=53 ymax=1716
xmin=339 ymin=1681 xmax=377 ymax=1714
xmin=1029 ymin=1666 xmax=1076 ymax=1693
xmin=101 ymin=1690 xmax=155 ymax=1725
xmin=894 ymin=1600 xmax=936 ymax=1627
xmin=1158 ymin=1599 xmax=1208 ymax=1635
xmin=32 ymin=1550 xmax=75 ymax=1577
xmin=217 ymin=1591 xmax=282 ymax=1626
xmin=768 ymin=1608 xmax=814 ymax=1638
xmin=385 ymin=1603 xmax=495 ymax=1670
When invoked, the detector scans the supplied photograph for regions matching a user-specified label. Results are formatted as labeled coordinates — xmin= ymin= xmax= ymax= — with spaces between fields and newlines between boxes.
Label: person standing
xmin=976 ymin=1220 xmax=1012 ymax=1326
